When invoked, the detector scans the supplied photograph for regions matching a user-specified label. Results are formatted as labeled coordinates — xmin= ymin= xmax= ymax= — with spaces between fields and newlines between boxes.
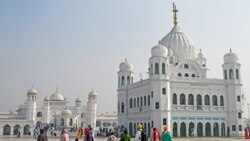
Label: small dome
xmin=151 ymin=41 xmax=168 ymax=57
xmin=44 ymin=96 xmax=50 ymax=101
xmin=50 ymin=88 xmax=64 ymax=101
xmin=27 ymin=86 xmax=38 ymax=95
xmin=61 ymin=107 xmax=72 ymax=116
xmin=119 ymin=58 xmax=133 ymax=71
xmin=224 ymin=49 xmax=238 ymax=63
xmin=160 ymin=25 xmax=196 ymax=59
xmin=75 ymin=97 xmax=81 ymax=102
xmin=89 ymin=89 xmax=97 ymax=96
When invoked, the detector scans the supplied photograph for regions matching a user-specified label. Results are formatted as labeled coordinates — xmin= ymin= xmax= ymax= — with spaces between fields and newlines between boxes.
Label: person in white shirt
xmin=135 ymin=124 xmax=143 ymax=141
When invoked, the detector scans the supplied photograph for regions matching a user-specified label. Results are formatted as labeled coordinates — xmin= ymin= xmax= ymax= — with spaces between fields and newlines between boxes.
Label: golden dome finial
xmin=173 ymin=2 xmax=178 ymax=25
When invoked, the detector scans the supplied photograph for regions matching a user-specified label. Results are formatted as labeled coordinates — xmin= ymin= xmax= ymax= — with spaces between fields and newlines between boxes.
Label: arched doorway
xmin=13 ymin=124 xmax=21 ymax=135
xmin=197 ymin=122 xmax=203 ymax=137
xmin=69 ymin=118 xmax=73 ymax=126
xmin=36 ymin=121 xmax=42 ymax=128
xmin=205 ymin=122 xmax=211 ymax=136
xmin=180 ymin=122 xmax=186 ymax=137
xmin=221 ymin=123 xmax=226 ymax=136
xmin=3 ymin=125 xmax=11 ymax=135
xmin=60 ymin=118 xmax=64 ymax=126
xmin=189 ymin=122 xmax=194 ymax=137
xmin=129 ymin=122 xmax=133 ymax=136
xmin=213 ymin=122 xmax=219 ymax=136
xmin=173 ymin=122 xmax=177 ymax=137
xmin=147 ymin=122 xmax=150 ymax=137
xmin=23 ymin=124 xmax=30 ymax=135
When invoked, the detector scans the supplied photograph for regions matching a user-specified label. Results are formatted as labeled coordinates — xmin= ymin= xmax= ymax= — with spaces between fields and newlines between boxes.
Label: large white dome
xmin=151 ymin=42 xmax=168 ymax=57
xmin=160 ymin=25 xmax=196 ymax=60
xmin=50 ymin=88 xmax=64 ymax=101
xmin=119 ymin=58 xmax=133 ymax=71
xmin=224 ymin=49 xmax=238 ymax=63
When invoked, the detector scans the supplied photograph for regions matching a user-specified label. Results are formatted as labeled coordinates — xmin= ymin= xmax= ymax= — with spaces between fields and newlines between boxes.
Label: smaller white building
xmin=0 ymin=87 xmax=98 ymax=136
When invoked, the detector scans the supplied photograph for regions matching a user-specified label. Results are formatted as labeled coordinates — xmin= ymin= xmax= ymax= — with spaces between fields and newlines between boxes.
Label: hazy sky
xmin=0 ymin=0 xmax=249 ymax=116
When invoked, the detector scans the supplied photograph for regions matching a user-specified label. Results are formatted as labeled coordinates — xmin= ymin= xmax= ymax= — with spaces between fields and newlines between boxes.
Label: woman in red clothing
xmin=151 ymin=128 xmax=161 ymax=141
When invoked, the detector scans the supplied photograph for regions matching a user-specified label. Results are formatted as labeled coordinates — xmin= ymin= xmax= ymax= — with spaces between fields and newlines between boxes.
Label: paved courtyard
xmin=0 ymin=136 xmax=246 ymax=141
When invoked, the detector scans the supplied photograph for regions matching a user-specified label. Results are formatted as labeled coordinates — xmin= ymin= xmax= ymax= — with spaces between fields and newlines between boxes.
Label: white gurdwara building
xmin=0 ymin=87 xmax=97 ymax=136
xmin=117 ymin=5 xmax=244 ymax=137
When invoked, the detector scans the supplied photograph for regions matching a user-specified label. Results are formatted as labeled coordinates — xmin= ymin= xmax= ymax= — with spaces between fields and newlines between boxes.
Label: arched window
xmin=180 ymin=94 xmax=185 ymax=105
xmin=196 ymin=95 xmax=202 ymax=110
xmin=134 ymin=98 xmax=136 ymax=108
xmin=188 ymin=94 xmax=194 ymax=105
xmin=173 ymin=93 xmax=177 ymax=105
xmin=197 ymin=94 xmax=202 ymax=106
xmin=229 ymin=69 xmax=234 ymax=79
xmin=121 ymin=102 xmax=124 ymax=113
xmin=212 ymin=95 xmax=218 ymax=106
xmin=121 ymin=76 xmax=125 ymax=85
xmin=192 ymin=74 xmax=195 ymax=77
xmin=185 ymin=73 xmax=189 ymax=77
xmin=178 ymin=73 xmax=182 ymax=77
xmin=137 ymin=97 xmax=139 ymax=107
xmin=236 ymin=69 xmax=239 ymax=79
xmin=220 ymin=96 xmax=224 ymax=106
xmin=144 ymin=96 xmax=147 ymax=106
xmin=127 ymin=76 xmax=130 ymax=85
xmin=13 ymin=125 xmax=21 ymax=135
xmin=148 ymin=95 xmax=150 ymax=106
xmin=37 ymin=112 xmax=42 ymax=117
xmin=140 ymin=96 xmax=143 ymax=107
xmin=162 ymin=63 xmax=166 ymax=74
xmin=3 ymin=125 xmax=11 ymax=135
xmin=205 ymin=95 xmax=210 ymax=105
xmin=129 ymin=98 xmax=133 ymax=108
xmin=155 ymin=63 xmax=159 ymax=74
xmin=224 ymin=70 xmax=227 ymax=79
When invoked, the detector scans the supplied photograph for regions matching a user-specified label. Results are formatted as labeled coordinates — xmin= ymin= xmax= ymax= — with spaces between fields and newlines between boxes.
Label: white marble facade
xmin=117 ymin=5 xmax=245 ymax=137
xmin=0 ymin=88 xmax=97 ymax=136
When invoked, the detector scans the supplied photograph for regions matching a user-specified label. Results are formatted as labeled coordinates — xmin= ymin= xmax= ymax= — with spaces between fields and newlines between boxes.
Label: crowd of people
xmin=14 ymin=123 xmax=172 ymax=141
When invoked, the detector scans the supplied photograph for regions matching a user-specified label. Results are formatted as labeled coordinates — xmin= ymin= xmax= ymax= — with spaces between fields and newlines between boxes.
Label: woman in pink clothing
xmin=151 ymin=128 xmax=161 ymax=141
xmin=60 ymin=129 xmax=69 ymax=141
